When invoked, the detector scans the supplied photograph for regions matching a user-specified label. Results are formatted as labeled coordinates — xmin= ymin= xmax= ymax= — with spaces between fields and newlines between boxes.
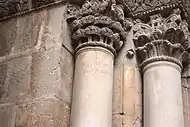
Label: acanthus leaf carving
xmin=133 ymin=8 xmax=190 ymax=68
xmin=66 ymin=0 xmax=132 ymax=55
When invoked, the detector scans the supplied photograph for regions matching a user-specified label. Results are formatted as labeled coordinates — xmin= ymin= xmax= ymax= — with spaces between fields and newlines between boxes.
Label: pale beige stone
xmin=122 ymin=66 xmax=142 ymax=127
xmin=113 ymin=63 xmax=124 ymax=114
xmin=70 ymin=46 xmax=114 ymax=127
xmin=60 ymin=47 xmax=74 ymax=104
xmin=0 ymin=56 xmax=32 ymax=103
xmin=31 ymin=47 xmax=62 ymax=100
xmin=0 ymin=97 xmax=70 ymax=127
xmin=0 ymin=4 xmax=73 ymax=127
xmin=15 ymin=98 xmax=70 ymax=127
xmin=143 ymin=61 xmax=184 ymax=127
xmin=112 ymin=115 xmax=123 ymax=127
xmin=0 ymin=19 xmax=17 ymax=57
xmin=0 ymin=11 xmax=46 ymax=57
xmin=182 ymin=87 xmax=190 ymax=127
xmin=45 ymin=5 xmax=73 ymax=52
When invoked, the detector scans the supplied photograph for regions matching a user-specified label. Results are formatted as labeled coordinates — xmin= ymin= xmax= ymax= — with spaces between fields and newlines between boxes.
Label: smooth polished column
xmin=70 ymin=46 xmax=114 ymax=127
xmin=143 ymin=61 xmax=184 ymax=127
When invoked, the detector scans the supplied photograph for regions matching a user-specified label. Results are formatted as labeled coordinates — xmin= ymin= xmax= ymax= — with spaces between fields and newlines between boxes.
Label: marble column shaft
xmin=70 ymin=46 xmax=114 ymax=127
xmin=143 ymin=61 xmax=184 ymax=127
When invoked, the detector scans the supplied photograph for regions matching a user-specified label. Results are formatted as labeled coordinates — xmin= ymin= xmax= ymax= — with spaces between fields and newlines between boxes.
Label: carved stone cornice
xmin=66 ymin=0 xmax=132 ymax=55
xmin=0 ymin=0 xmax=68 ymax=21
xmin=133 ymin=9 xmax=190 ymax=69
xmin=126 ymin=0 xmax=181 ymax=17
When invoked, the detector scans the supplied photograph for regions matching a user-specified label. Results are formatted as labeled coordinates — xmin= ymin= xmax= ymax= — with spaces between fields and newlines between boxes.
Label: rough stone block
xmin=0 ymin=4 xmax=72 ymax=57
xmin=13 ymin=11 xmax=45 ymax=53
xmin=123 ymin=66 xmax=142 ymax=126
xmin=123 ymin=66 xmax=142 ymax=114
xmin=113 ymin=63 xmax=123 ymax=114
xmin=15 ymin=98 xmax=70 ymax=127
xmin=60 ymin=47 xmax=74 ymax=104
xmin=0 ymin=11 xmax=46 ymax=56
xmin=0 ymin=105 xmax=17 ymax=127
xmin=0 ymin=97 xmax=70 ymax=127
xmin=113 ymin=64 xmax=142 ymax=127
xmin=45 ymin=5 xmax=73 ymax=52
xmin=0 ymin=46 xmax=73 ymax=104
xmin=0 ymin=56 xmax=32 ymax=104
xmin=112 ymin=115 xmax=123 ymax=127
xmin=0 ymin=19 xmax=17 ymax=57
xmin=30 ymin=48 xmax=61 ymax=99
xmin=182 ymin=87 xmax=190 ymax=127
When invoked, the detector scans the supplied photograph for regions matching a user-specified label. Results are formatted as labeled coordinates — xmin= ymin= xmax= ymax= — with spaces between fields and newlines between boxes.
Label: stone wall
xmin=0 ymin=4 xmax=74 ymax=127
xmin=112 ymin=29 xmax=142 ymax=127
xmin=182 ymin=65 xmax=190 ymax=127
xmin=0 ymin=1 xmax=190 ymax=127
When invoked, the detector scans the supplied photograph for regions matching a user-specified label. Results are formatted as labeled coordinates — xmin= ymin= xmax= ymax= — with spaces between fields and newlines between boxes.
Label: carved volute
xmin=133 ymin=8 xmax=190 ymax=69
xmin=66 ymin=0 xmax=132 ymax=55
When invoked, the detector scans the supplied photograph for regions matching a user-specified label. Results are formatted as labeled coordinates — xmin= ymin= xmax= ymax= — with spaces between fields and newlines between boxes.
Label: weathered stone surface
xmin=113 ymin=27 xmax=142 ymax=127
xmin=42 ymin=5 xmax=73 ymax=52
xmin=0 ymin=0 xmax=68 ymax=21
xmin=144 ymin=61 xmax=184 ymax=127
xmin=0 ymin=47 xmax=73 ymax=104
xmin=0 ymin=10 xmax=45 ymax=57
xmin=33 ymin=0 xmax=65 ymax=7
xmin=0 ymin=4 xmax=72 ymax=58
xmin=182 ymin=86 xmax=190 ymax=127
xmin=13 ymin=12 xmax=45 ymax=53
xmin=0 ymin=19 xmax=17 ymax=57
xmin=182 ymin=78 xmax=190 ymax=127
xmin=0 ymin=0 xmax=30 ymax=19
xmin=30 ymin=48 xmax=62 ymax=99
xmin=183 ymin=65 xmax=190 ymax=78
xmin=113 ymin=63 xmax=123 ymax=114
xmin=60 ymin=47 xmax=74 ymax=103
xmin=0 ymin=4 xmax=74 ymax=127
xmin=113 ymin=63 xmax=142 ymax=127
xmin=112 ymin=115 xmax=123 ymax=127
xmin=0 ymin=104 xmax=17 ymax=127
xmin=123 ymin=66 xmax=142 ymax=127
xmin=0 ymin=97 xmax=70 ymax=127
xmin=71 ymin=47 xmax=114 ymax=127
xmin=0 ymin=56 xmax=32 ymax=103
xmin=15 ymin=98 xmax=70 ymax=127
xmin=0 ymin=46 xmax=73 ymax=127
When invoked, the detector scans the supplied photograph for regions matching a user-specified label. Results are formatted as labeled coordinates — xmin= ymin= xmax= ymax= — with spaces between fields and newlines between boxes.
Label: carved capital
xmin=66 ymin=0 xmax=132 ymax=55
xmin=133 ymin=9 xmax=190 ymax=69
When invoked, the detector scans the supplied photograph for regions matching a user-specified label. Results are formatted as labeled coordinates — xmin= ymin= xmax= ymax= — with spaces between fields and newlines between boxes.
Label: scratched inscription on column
xmin=81 ymin=62 xmax=111 ymax=76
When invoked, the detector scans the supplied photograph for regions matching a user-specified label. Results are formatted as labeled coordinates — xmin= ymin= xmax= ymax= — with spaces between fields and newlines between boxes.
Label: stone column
xmin=143 ymin=61 xmax=184 ymax=127
xmin=133 ymin=9 xmax=190 ymax=127
xmin=66 ymin=1 xmax=131 ymax=127
xmin=71 ymin=46 xmax=114 ymax=127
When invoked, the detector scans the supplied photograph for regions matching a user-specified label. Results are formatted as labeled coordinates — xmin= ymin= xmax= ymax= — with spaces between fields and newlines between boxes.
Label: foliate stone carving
xmin=133 ymin=9 xmax=190 ymax=69
xmin=125 ymin=0 xmax=180 ymax=17
xmin=0 ymin=0 xmax=68 ymax=20
xmin=0 ymin=0 xmax=29 ymax=19
xmin=66 ymin=0 xmax=132 ymax=55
